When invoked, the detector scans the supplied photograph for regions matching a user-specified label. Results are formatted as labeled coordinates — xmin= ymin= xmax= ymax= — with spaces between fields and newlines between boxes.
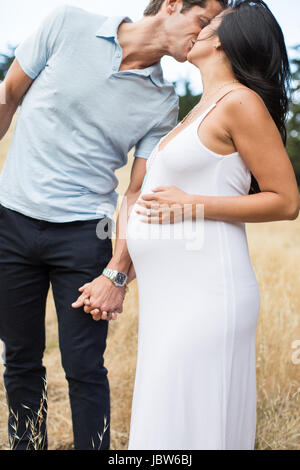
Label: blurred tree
xmin=287 ymin=45 xmax=300 ymax=188
xmin=174 ymin=81 xmax=202 ymax=122
xmin=0 ymin=46 xmax=16 ymax=81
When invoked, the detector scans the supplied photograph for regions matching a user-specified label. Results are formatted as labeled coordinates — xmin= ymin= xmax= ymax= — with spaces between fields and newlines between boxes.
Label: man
xmin=0 ymin=0 xmax=226 ymax=450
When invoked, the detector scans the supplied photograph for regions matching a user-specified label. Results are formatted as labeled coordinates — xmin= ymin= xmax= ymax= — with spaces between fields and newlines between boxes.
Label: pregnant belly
xmin=127 ymin=208 xmax=258 ymax=293
xmin=127 ymin=207 xmax=206 ymax=260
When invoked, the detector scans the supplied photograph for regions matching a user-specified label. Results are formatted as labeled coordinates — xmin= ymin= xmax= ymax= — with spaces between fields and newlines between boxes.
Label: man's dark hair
xmin=144 ymin=0 xmax=228 ymax=16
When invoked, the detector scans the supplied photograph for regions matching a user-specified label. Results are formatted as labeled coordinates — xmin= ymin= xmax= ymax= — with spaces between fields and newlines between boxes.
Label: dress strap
xmin=214 ymin=87 xmax=246 ymax=106
xmin=193 ymin=103 xmax=216 ymax=127
xmin=201 ymin=103 xmax=217 ymax=119
xmin=188 ymin=88 xmax=246 ymax=129
xmin=196 ymin=87 xmax=247 ymax=129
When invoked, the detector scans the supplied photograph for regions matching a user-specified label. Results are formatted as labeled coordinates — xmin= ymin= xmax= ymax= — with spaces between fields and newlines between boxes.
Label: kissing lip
xmin=188 ymin=39 xmax=196 ymax=52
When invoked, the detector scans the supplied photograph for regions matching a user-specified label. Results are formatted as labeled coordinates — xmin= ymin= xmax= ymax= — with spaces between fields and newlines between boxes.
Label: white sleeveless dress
xmin=126 ymin=101 xmax=261 ymax=450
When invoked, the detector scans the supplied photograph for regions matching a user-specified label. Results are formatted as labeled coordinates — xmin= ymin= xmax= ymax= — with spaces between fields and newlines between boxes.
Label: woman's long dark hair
xmin=217 ymin=0 xmax=291 ymax=194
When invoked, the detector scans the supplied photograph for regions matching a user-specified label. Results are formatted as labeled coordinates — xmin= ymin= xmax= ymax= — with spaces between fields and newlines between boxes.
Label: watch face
xmin=115 ymin=272 xmax=127 ymax=286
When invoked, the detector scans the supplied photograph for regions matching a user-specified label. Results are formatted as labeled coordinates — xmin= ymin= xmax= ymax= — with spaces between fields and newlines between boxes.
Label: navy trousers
xmin=0 ymin=204 xmax=112 ymax=450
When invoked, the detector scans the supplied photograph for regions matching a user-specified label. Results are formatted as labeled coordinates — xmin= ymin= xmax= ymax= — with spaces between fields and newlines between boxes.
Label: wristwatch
xmin=102 ymin=268 xmax=128 ymax=287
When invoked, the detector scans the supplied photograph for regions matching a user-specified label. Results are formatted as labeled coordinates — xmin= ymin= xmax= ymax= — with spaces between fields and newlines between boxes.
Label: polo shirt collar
xmin=95 ymin=16 xmax=132 ymax=40
xmin=95 ymin=16 xmax=165 ymax=88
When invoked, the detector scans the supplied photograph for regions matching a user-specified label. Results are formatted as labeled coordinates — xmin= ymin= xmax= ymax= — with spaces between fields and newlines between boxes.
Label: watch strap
xmin=102 ymin=268 xmax=128 ymax=286
xmin=102 ymin=268 xmax=116 ymax=282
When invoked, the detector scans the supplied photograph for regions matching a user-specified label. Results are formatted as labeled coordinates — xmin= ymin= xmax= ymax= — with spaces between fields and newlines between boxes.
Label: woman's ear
xmin=214 ymin=41 xmax=222 ymax=51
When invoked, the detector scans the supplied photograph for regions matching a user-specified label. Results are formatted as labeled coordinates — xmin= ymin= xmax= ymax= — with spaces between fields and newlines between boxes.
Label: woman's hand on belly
xmin=136 ymin=186 xmax=193 ymax=224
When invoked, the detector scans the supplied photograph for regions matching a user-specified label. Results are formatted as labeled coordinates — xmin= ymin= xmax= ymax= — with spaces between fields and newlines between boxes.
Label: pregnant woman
xmin=126 ymin=0 xmax=299 ymax=450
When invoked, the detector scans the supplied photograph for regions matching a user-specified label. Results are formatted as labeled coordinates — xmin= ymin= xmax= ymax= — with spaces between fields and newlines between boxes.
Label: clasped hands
xmin=71 ymin=275 xmax=126 ymax=322
xmin=71 ymin=186 xmax=191 ymax=321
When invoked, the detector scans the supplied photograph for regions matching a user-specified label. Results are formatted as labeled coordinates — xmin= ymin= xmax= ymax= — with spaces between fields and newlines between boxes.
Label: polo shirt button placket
xmin=113 ymin=46 xmax=121 ymax=73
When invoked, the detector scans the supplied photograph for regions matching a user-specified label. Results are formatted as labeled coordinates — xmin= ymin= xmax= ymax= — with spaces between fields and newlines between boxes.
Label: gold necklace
xmin=201 ymin=80 xmax=240 ymax=104
xmin=180 ymin=80 xmax=240 ymax=126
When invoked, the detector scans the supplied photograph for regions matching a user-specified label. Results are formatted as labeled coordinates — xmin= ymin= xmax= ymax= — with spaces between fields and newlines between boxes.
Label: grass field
xmin=0 ymin=116 xmax=299 ymax=450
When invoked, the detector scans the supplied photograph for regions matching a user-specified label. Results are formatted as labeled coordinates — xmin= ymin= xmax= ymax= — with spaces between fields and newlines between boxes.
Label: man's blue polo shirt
xmin=0 ymin=5 xmax=179 ymax=221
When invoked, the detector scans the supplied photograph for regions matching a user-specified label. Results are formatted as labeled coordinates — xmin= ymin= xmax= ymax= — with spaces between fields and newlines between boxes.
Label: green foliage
xmin=175 ymin=81 xmax=202 ymax=122
xmin=287 ymin=46 xmax=300 ymax=187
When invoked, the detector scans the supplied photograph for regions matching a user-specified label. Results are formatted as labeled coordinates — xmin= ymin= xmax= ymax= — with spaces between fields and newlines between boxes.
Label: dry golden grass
xmin=0 ymin=117 xmax=299 ymax=450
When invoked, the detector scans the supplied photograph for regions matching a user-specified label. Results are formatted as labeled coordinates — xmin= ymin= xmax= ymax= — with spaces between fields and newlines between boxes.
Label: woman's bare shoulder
xmin=224 ymin=86 xmax=270 ymax=122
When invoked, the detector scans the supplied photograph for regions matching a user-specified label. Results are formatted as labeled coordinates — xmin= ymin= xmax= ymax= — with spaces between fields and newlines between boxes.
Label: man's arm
xmin=1 ymin=5 xmax=69 ymax=139
xmin=72 ymin=95 xmax=179 ymax=319
xmin=0 ymin=59 xmax=33 ymax=140
xmin=71 ymin=157 xmax=147 ymax=318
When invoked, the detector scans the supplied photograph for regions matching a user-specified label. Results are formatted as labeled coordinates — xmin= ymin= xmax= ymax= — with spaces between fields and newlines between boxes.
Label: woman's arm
xmin=138 ymin=90 xmax=299 ymax=224
xmin=203 ymin=89 xmax=299 ymax=222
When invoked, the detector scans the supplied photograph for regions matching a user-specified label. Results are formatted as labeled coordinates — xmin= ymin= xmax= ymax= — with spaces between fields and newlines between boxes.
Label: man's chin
xmin=175 ymin=51 xmax=189 ymax=63
xmin=177 ymin=57 xmax=188 ymax=63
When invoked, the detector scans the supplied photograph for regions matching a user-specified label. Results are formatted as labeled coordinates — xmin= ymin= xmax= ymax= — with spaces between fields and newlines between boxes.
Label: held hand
xmin=89 ymin=265 xmax=134 ymax=321
xmin=136 ymin=186 xmax=192 ymax=224
xmin=88 ymin=308 xmax=119 ymax=322
xmin=71 ymin=282 xmax=92 ymax=309
xmin=71 ymin=275 xmax=126 ymax=321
